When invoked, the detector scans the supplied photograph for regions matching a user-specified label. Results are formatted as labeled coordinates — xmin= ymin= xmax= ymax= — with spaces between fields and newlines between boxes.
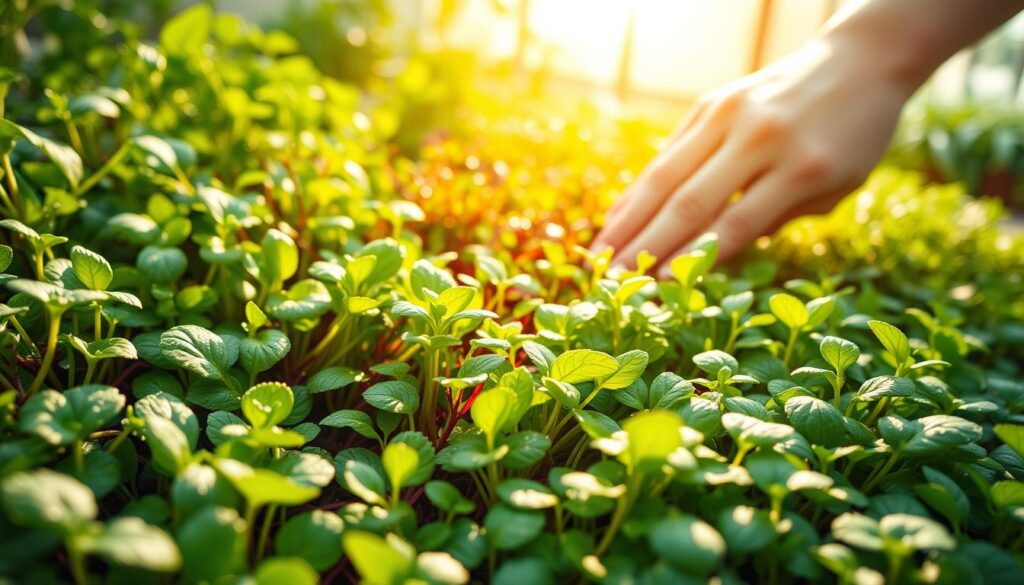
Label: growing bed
xmin=1 ymin=5 xmax=1023 ymax=585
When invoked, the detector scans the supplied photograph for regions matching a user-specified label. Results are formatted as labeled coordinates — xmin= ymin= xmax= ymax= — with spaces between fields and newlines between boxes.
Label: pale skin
xmin=590 ymin=0 xmax=1024 ymax=277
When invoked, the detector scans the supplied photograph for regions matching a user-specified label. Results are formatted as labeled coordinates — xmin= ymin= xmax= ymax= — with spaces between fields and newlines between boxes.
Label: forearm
xmin=822 ymin=0 xmax=1023 ymax=92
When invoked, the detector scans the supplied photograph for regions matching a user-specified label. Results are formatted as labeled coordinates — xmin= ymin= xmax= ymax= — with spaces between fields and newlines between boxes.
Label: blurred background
xmin=7 ymin=0 xmax=1024 ymax=211
xmin=211 ymin=0 xmax=1024 ymax=211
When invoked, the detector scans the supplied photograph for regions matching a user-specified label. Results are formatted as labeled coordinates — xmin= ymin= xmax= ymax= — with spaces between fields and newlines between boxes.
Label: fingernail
xmin=589 ymin=242 xmax=609 ymax=254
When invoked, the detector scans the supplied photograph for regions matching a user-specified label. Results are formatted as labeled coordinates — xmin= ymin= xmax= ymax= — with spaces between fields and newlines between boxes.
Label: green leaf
xmin=260 ymin=228 xmax=299 ymax=285
xmin=503 ymin=431 xmax=551 ymax=470
xmin=267 ymin=280 xmax=332 ymax=322
xmin=389 ymin=431 xmax=436 ymax=486
xmin=177 ymin=506 xmax=247 ymax=583
xmin=496 ymin=479 xmax=559 ymax=510
xmin=364 ymin=381 xmax=420 ymax=414
xmin=0 ymin=119 xmax=83 ymax=188
xmin=425 ymin=481 xmax=475 ymax=515
xmin=620 ymin=410 xmax=683 ymax=472
xmin=82 ymin=517 xmax=181 ymax=572
xmin=338 ymin=459 xmax=387 ymax=505
xmin=784 ymin=396 xmax=845 ymax=448
xmin=649 ymin=515 xmax=725 ymax=577
xmin=135 ymin=391 xmax=199 ymax=449
xmin=868 ymin=320 xmax=911 ymax=365
xmin=70 ymin=245 xmax=112 ymax=291
xmin=137 ymin=245 xmax=188 ymax=284
xmin=804 ymin=296 xmax=835 ymax=329
xmin=132 ymin=135 xmax=179 ymax=172
xmin=410 ymin=259 xmax=456 ymax=299
xmin=716 ymin=505 xmax=775 ymax=554
xmin=819 ymin=336 xmax=860 ymax=372
xmin=171 ymin=463 xmax=239 ymax=519
xmin=769 ymin=293 xmax=808 ymax=330
xmin=472 ymin=386 xmax=515 ymax=443
xmin=320 ymin=410 xmax=380 ymax=441
xmin=0 ymin=469 xmax=96 ymax=533
xmin=991 ymin=481 xmax=1024 ymax=508
xmin=143 ymin=415 xmax=192 ymax=475
xmin=879 ymin=513 xmax=956 ymax=551
xmin=270 ymin=452 xmax=335 ymax=488
xmin=0 ymin=244 xmax=11 ymax=272
xmin=693 ymin=349 xmax=738 ymax=377
xmin=995 ymin=424 xmax=1024 ymax=459
xmin=541 ymin=377 xmax=580 ymax=410
xmin=855 ymin=376 xmax=915 ymax=402
xmin=160 ymin=3 xmax=212 ymax=56
xmin=65 ymin=335 xmax=138 ymax=363
xmin=254 ymin=557 xmax=318 ymax=585
xmin=308 ymin=367 xmax=362 ymax=393
xmin=382 ymin=442 xmax=420 ymax=492
xmin=522 ymin=341 xmax=556 ymax=375
xmin=56 ymin=448 xmax=121 ymax=498
xmin=245 ymin=301 xmax=269 ymax=331
xmin=415 ymin=551 xmax=470 ymax=585
xmin=914 ymin=466 xmax=969 ymax=526
xmin=20 ymin=385 xmax=125 ymax=445
xmin=483 ymin=504 xmax=545 ymax=550
xmin=436 ymin=286 xmax=476 ymax=318
xmin=218 ymin=460 xmax=320 ymax=508
xmin=275 ymin=510 xmax=344 ymax=571
xmin=722 ymin=413 xmax=795 ymax=450
xmin=493 ymin=558 xmax=552 ymax=585
xmin=598 ymin=350 xmax=648 ymax=390
xmin=831 ymin=513 xmax=883 ymax=551
xmin=550 ymin=349 xmax=618 ymax=384
xmin=239 ymin=329 xmax=291 ymax=374
xmin=160 ymin=325 xmax=239 ymax=381
xmin=902 ymin=415 xmax=983 ymax=457
xmin=344 ymin=531 xmax=416 ymax=585
xmin=241 ymin=382 xmax=294 ymax=429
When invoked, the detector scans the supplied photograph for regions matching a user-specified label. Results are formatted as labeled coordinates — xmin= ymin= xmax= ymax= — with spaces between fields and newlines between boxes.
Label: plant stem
xmin=27 ymin=312 xmax=62 ymax=397
xmin=74 ymin=141 xmax=130 ymax=197
xmin=67 ymin=544 xmax=88 ymax=585
xmin=256 ymin=504 xmax=277 ymax=561
xmin=782 ymin=328 xmax=799 ymax=368
xmin=861 ymin=451 xmax=899 ymax=494
xmin=83 ymin=360 xmax=96 ymax=386
xmin=72 ymin=439 xmax=85 ymax=476
xmin=594 ymin=480 xmax=635 ymax=557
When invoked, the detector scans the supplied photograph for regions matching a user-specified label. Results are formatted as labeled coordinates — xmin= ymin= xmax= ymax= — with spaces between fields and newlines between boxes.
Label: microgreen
xmin=0 ymin=3 xmax=1022 ymax=584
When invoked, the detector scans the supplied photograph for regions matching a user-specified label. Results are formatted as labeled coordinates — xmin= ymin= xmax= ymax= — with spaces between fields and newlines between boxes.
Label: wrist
xmin=820 ymin=28 xmax=934 ymax=98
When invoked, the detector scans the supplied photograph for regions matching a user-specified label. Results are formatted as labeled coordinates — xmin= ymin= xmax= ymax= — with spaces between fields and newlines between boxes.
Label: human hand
xmin=590 ymin=35 xmax=915 ymax=276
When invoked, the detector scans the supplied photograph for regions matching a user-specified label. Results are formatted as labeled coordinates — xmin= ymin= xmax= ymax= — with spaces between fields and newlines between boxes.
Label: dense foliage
xmin=890 ymin=101 xmax=1024 ymax=210
xmin=1 ymin=5 xmax=1024 ymax=584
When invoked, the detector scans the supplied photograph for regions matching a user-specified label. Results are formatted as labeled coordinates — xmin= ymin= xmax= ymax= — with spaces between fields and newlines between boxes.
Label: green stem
xmin=27 ymin=312 xmax=62 ymax=397
xmin=861 ymin=451 xmax=899 ymax=494
xmin=82 ymin=360 xmax=97 ymax=386
xmin=732 ymin=444 xmax=752 ymax=466
xmin=10 ymin=316 xmax=38 ymax=357
xmin=782 ymin=328 xmax=799 ymax=368
xmin=67 ymin=544 xmax=88 ymax=585
xmin=72 ymin=439 xmax=84 ymax=476
xmin=832 ymin=372 xmax=844 ymax=409
xmin=886 ymin=553 xmax=903 ymax=585
xmin=34 ymin=250 xmax=45 ymax=280
xmin=594 ymin=479 xmax=635 ymax=557
xmin=256 ymin=504 xmax=277 ymax=561
xmin=93 ymin=305 xmax=102 ymax=341
xmin=74 ymin=141 xmax=130 ymax=197
xmin=106 ymin=429 xmax=130 ymax=453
